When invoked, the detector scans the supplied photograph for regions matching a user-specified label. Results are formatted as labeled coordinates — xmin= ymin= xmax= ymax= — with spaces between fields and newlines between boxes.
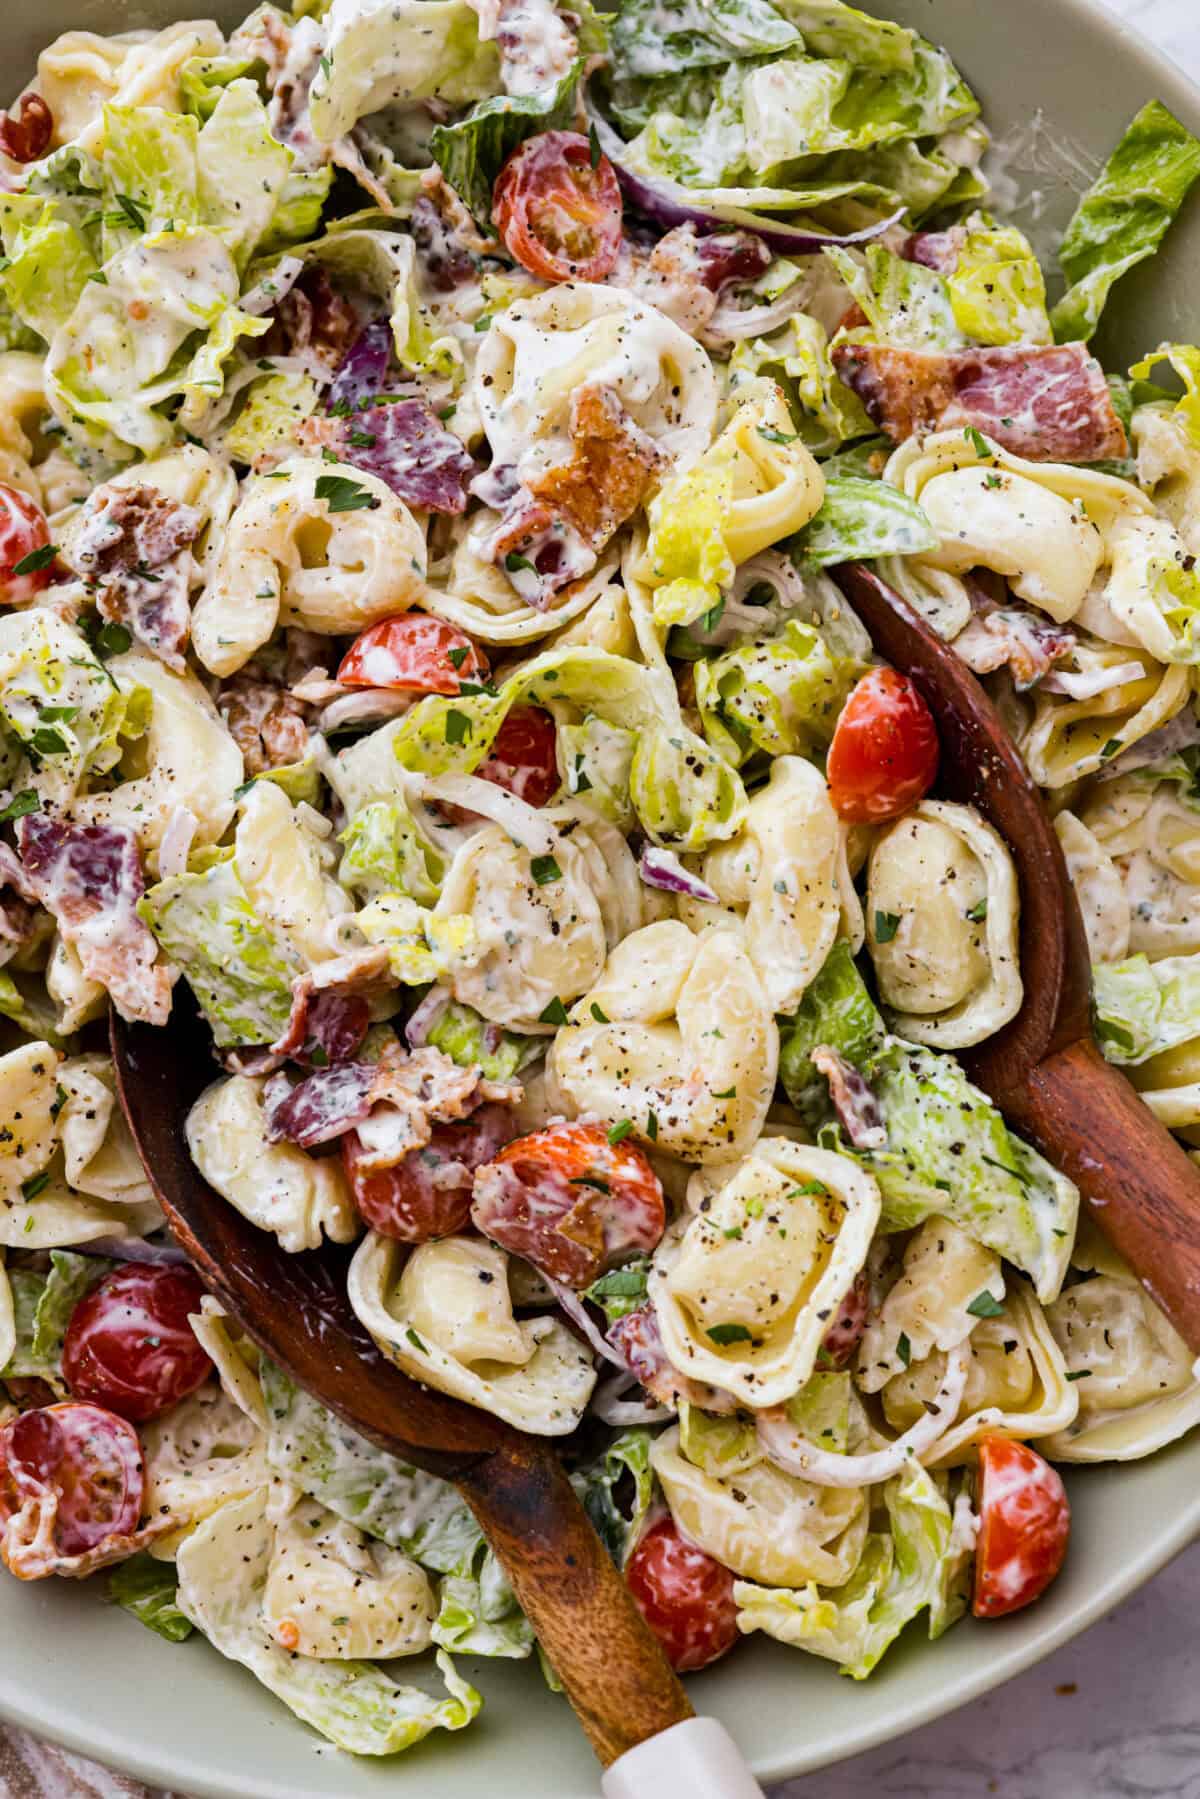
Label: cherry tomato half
xmin=477 ymin=705 xmax=560 ymax=807
xmin=62 ymin=1264 xmax=212 ymax=1423
xmin=626 ymin=1515 xmax=740 ymax=1673
xmin=0 ymin=484 xmax=53 ymax=606
xmin=0 ymin=1402 xmax=144 ymax=1565
xmin=493 ymin=131 xmax=623 ymax=284
xmin=472 ymin=1120 xmax=666 ymax=1287
xmin=826 ymin=667 xmax=939 ymax=824
xmin=337 ymin=613 xmax=488 ymax=695
xmin=343 ymin=1103 xmax=515 ymax=1241
xmin=973 ymin=1435 xmax=1070 ymax=1619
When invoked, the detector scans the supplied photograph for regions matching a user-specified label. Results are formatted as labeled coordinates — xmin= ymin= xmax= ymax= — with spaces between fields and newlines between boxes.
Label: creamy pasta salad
xmin=0 ymin=0 xmax=1198 ymax=1760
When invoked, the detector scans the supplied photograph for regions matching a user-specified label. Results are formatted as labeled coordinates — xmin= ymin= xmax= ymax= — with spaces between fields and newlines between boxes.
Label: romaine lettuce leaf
xmin=108 ymin=1553 xmax=195 ymax=1642
xmin=629 ymin=720 xmax=749 ymax=849
xmin=1093 ymin=950 xmax=1200 ymax=1064
xmin=734 ymin=1462 xmax=960 ymax=1678
xmin=339 ymin=798 xmax=444 ymax=905
xmin=224 ymin=370 xmax=319 ymax=465
xmin=0 ymin=610 xmax=150 ymax=806
xmin=432 ymin=1564 xmax=534 ymax=1660
xmin=560 ymin=715 xmax=637 ymax=828
xmin=1129 ymin=342 xmax=1200 ymax=445
xmin=611 ymin=0 xmax=801 ymax=80
xmin=309 ymin=0 xmax=500 ymax=144
xmin=789 ymin=473 xmax=939 ymax=568
xmin=424 ymin=998 xmax=538 ymax=1082
xmin=732 ymin=313 xmax=873 ymax=455
xmin=946 ymin=215 xmax=1052 ymax=347
xmin=180 ymin=52 xmax=263 ymax=121
xmin=99 ymin=105 xmax=203 ymax=261
xmin=572 ymin=1428 xmax=657 ymax=1567
xmin=779 ymin=939 xmax=885 ymax=1126
xmin=430 ymin=57 xmax=583 ymax=228
xmin=139 ymin=854 xmax=302 ymax=1049
xmin=826 ymin=243 xmax=963 ymax=350
xmin=1052 ymin=101 xmax=1200 ymax=344
xmin=0 ymin=198 xmax=98 ymax=343
xmin=695 ymin=615 xmax=864 ymax=763
xmin=772 ymin=0 xmax=915 ymax=69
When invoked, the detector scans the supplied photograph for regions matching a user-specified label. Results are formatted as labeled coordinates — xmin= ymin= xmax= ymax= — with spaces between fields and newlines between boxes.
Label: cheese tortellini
xmin=865 ymin=801 xmax=1022 ymax=1047
xmin=650 ymin=1139 xmax=880 ymax=1408
xmin=192 ymin=459 xmax=427 ymax=675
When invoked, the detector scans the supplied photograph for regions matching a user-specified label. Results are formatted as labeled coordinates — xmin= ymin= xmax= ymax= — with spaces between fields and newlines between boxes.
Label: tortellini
xmin=429 ymin=535 xmax=624 ymax=646
xmin=548 ymin=922 xmax=779 ymax=1162
xmin=650 ymin=1426 xmax=868 ymax=1588
xmin=186 ymin=1076 xmax=358 ymax=1255
xmin=262 ymin=1499 xmax=435 ymax=1661
xmin=856 ymin=1216 xmax=1004 ymax=1393
xmin=650 ymin=1139 xmax=880 ymax=1409
xmin=72 ymin=647 xmax=244 ymax=866
xmin=1054 ymin=810 xmax=1131 ymax=964
xmin=473 ymin=283 xmax=718 ymax=487
xmin=865 ymin=801 xmax=1022 ymax=1047
xmin=142 ymin=1385 xmax=269 ymax=1557
xmin=0 ymin=353 xmax=56 ymax=505
xmin=1020 ymin=644 xmax=1190 ymax=788
xmin=234 ymin=782 xmax=352 ymax=968
xmin=678 ymin=756 xmax=841 ymax=1016
xmin=64 ymin=444 xmax=238 ymax=591
xmin=36 ymin=23 xmax=224 ymax=150
xmin=1079 ymin=773 xmax=1200 ymax=961
xmin=192 ymin=459 xmax=427 ymax=675
xmin=347 ymin=1234 xmax=596 ymax=1435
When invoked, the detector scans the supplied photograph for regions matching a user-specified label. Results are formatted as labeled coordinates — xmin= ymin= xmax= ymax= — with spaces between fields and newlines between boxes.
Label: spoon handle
xmin=1014 ymin=1036 xmax=1200 ymax=1353
xmin=456 ymin=1439 xmax=694 ymax=1766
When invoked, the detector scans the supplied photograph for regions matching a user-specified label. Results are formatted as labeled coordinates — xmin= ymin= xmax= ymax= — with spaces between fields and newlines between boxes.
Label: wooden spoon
xmin=110 ymin=999 xmax=763 ymax=1799
xmin=834 ymin=561 xmax=1200 ymax=1352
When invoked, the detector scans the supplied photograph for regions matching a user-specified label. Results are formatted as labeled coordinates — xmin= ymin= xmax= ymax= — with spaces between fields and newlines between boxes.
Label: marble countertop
xmin=1 ymin=0 xmax=1196 ymax=1795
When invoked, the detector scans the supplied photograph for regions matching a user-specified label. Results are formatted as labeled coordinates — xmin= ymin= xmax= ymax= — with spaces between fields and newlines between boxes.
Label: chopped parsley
xmin=964 ymin=425 xmax=992 ymax=458
xmin=314 ymin=473 xmax=379 ymax=513
xmin=444 ymin=708 xmax=472 ymax=745
xmin=12 ymin=544 xmax=57 ymax=577
xmin=897 ymin=1331 xmax=912 ymax=1369
xmin=874 ymin=909 xmax=901 ymax=943
xmin=606 ymin=1119 xmax=633 ymax=1144
xmin=530 ymin=854 xmax=562 ymax=886
xmin=590 ymin=1002 xmax=610 ymax=1024
xmin=966 ymin=897 xmax=989 ymax=922
xmin=706 ymin=1323 xmax=753 ymax=1346
xmin=0 ymin=789 xmax=38 ymax=824
xmin=966 ymin=1289 xmax=1005 ymax=1318
xmin=538 ymin=997 xmax=569 ymax=1026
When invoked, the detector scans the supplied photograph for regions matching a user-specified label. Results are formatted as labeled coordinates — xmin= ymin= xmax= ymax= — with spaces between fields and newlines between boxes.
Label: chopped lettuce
xmin=825 ymin=243 xmax=963 ymax=351
xmin=1052 ymin=101 xmax=1200 ymax=344
xmin=611 ymin=0 xmax=802 ymax=80
xmin=139 ymin=854 xmax=302 ymax=1049
xmin=629 ymin=720 xmax=749 ymax=849
xmin=572 ymin=1428 xmax=657 ymax=1567
xmin=779 ymin=939 xmax=886 ymax=1126
xmin=644 ymin=456 xmax=736 ymax=630
xmin=789 ymin=474 xmax=939 ymax=568
xmin=1129 ymin=342 xmax=1200 ymax=445
xmin=339 ymin=799 xmax=444 ymax=906
xmin=430 ymin=58 xmax=584 ymax=228
xmin=109 ymin=1554 xmax=195 ymax=1643
xmin=179 ymin=52 xmax=263 ymax=121
xmin=432 ymin=1563 xmax=534 ymax=1660
xmin=946 ymin=215 xmax=1052 ymax=347
xmin=425 ymin=998 xmax=539 ymax=1083
xmin=1093 ymin=951 xmax=1200 ymax=1064
xmin=1 ymin=1252 xmax=113 ymax=1391
xmin=734 ymin=1463 xmax=960 ymax=1677
xmin=0 ymin=199 xmax=98 ymax=344
xmin=732 ymin=313 xmax=874 ymax=455
xmin=0 ymin=610 xmax=150 ymax=805
xmin=224 ymin=370 xmax=319 ymax=465
xmin=560 ymin=715 xmax=637 ymax=828
xmin=309 ymin=0 xmax=500 ymax=144
xmin=694 ymin=615 xmax=863 ymax=763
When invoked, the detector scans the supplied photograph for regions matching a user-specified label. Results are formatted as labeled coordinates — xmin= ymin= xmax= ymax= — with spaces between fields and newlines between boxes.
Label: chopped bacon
xmin=953 ymin=573 xmax=1076 ymax=689
xmin=624 ymin=224 xmax=772 ymax=339
xmin=218 ymin=673 xmax=310 ymax=775
xmin=300 ymin=399 xmax=475 ymax=514
xmin=415 ymin=175 xmax=497 ymax=268
xmin=15 ymin=815 xmax=172 ymax=1026
xmin=269 ymin=946 xmax=393 ymax=1064
xmin=902 ymin=227 xmax=966 ymax=275
xmin=263 ymin=268 xmax=359 ymax=373
xmin=819 ymin=1270 xmax=870 ymax=1369
xmin=0 ymin=94 xmax=53 ymax=164
xmin=0 ymin=847 xmax=37 ymax=965
xmin=831 ymin=341 xmax=1128 ymax=463
xmin=607 ymin=1305 xmax=738 ymax=1415
xmin=264 ymin=1042 xmax=518 ymax=1168
xmin=65 ymin=485 xmax=202 ymax=671
xmin=811 ymin=1045 xmax=886 ymax=1150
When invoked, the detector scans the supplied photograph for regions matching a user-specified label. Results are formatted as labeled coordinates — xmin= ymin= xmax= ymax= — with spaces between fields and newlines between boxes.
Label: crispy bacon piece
xmin=607 ymin=1305 xmax=737 ymax=1415
xmin=65 ymin=485 xmax=202 ymax=671
xmin=15 ymin=815 xmax=171 ymax=1025
xmin=263 ymin=268 xmax=359 ymax=373
xmin=529 ymin=383 xmax=664 ymax=547
xmin=902 ymin=227 xmax=966 ymax=275
xmin=270 ymin=946 xmax=393 ymax=1065
xmin=953 ymin=573 xmax=1076 ymax=689
xmin=623 ymin=224 xmax=772 ymax=339
xmin=811 ymin=1044 xmax=886 ymax=1150
xmin=831 ymin=341 xmax=1128 ymax=463
xmin=218 ymin=673 xmax=310 ymax=775
xmin=0 ymin=94 xmax=53 ymax=164
xmin=301 ymin=399 xmax=475 ymax=513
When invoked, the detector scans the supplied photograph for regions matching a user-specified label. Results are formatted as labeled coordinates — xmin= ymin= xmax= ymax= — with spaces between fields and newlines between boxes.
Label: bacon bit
xmin=416 ymin=173 xmax=498 ymax=265
xmin=262 ymin=268 xmax=359 ymax=373
xmin=0 ymin=93 xmax=52 ymax=164
xmin=300 ymin=399 xmax=475 ymax=514
xmin=811 ymin=1044 xmax=887 ymax=1150
xmin=65 ymin=485 xmax=202 ymax=672
xmin=902 ymin=226 xmax=966 ymax=275
xmin=831 ymin=341 xmax=1128 ymax=463
xmin=15 ymin=815 xmax=172 ymax=1026
xmin=218 ymin=673 xmax=310 ymax=775
xmin=270 ymin=946 xmax=393 ymax=1065
xmin=625 ymin=225 xmax=771 ymax=338
xmin=607 ymin=1305 xmax=738 ymax=1415
xmin=953 ymin=573 xmax=1076 ymax=689
xmin=819 ymin=1270 xmax=869 ymax=1368
xmin=528 ymin=383 xmax=663 ymax=550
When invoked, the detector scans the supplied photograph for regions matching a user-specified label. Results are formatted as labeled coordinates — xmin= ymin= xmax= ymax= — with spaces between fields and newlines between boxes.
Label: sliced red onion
xmin=638 ymin=845 xmax=718 ymax=905
xmin=405 ymin=984 xmax=451 ymax=1048
xmin=76 ymin=1235 xmax=191 ymax=1266
xmin=546 ymin=1276 xmax=629 ymax=1369
xmin=706 ymin=282 xmax=820 ymax=344
xmin=586 ymin=99 xmax=905 ymax=257
xmin=327 ymin=318 xmax=393 ymax=414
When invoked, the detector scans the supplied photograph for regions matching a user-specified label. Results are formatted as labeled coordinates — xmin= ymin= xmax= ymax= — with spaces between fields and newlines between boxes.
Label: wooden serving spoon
xmin=834 ymin=562 xmax=1200 ymax=1353
xmin=110 ymin=999 xmax=764 ymax=1799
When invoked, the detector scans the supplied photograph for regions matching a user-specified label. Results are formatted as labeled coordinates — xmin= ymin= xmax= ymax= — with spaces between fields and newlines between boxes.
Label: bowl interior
xmin=2 ymin=0 xmax=1200 ymax=1792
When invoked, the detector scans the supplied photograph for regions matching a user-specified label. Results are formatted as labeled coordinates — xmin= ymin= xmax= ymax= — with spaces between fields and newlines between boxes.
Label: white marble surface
xmin=773 ymin=9 xmax=1200 ymax=1798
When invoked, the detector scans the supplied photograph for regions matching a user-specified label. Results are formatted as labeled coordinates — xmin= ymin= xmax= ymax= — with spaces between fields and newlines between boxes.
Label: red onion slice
xmin=638 ymin=845 xmax=718 ymax=904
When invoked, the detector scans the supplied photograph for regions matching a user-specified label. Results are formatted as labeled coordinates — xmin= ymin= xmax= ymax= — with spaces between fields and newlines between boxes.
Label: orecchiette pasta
xmin=865 ymin=800 xmax=1022 ymax=1047
xmin=192 ymin=459 xmax=427 ymax=675
xmin=347 ymin=1233 xmax=596 ymax=1435
xmin=649 ymin=1139 xmax=880 ymax=1409
xmin=548 ymin=923 xmax=779 ymax=1162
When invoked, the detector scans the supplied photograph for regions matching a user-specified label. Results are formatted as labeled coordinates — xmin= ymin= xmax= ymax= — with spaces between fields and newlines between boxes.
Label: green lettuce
xmin=731 ymin=312 xmax=873 ymax=454
xmin=224 ymin=370 xmax=319 ymax=465
xmin=109 ymin=1554 xmax=195 ymax=1643
xmin=430 ymin=58 xmax=584 ymax=228
xmin=0 ymin=610 xmax=150 ymax=805
xmin=1 ymin=1252 xmax=113 ymax=1390
xmin=611 ymin=0 xmax=801 ymax=79
xmin=139 ymin=854 xmax=302 ymax=1049
xmin=0 ymin=972 xmax=68 ymax=1049
xmin=573 ymin=1429 xmax=657 ymax=1567
xmin=179 ymin=52 xmax=263 ymax=121
xmin=99 ymin=105 xmax=203 ymax=260
xmin=0 ymin=198 xmax=98 ymax=344
xmin=773 ymin=0 xmax=915 ymax=68
xmin=560 ymin=715 xmax=637 ymax=828
xmin=779 ymin=939 xmax=886 ymax=1126
xmin=432 ymin=1564 xmax=534 ymax=1660
xmin=694 ymin=615 xmax=863 ymax=763
xmin=790 ymin=473 xmax=939 ymax=568
xmin=629 ymin=720 xmax=749 ymax=849
xmin=1129 ymin=341 xmax=1200 ymax=444
xmin=339 ymin=799 xmax=444 ymax=906
xmin=1052 ymin=101 xmax=1200 ymax=344
xmin=734 ymin=1463 xmax=961 ymax=1677
xmin=946 ymin=215 xmax=1052 ymax=347
xmin=1093 ymin=951 xmax=1200 ymax=1064
xmin=826 ymin=243 xmax=962 ymax=350
xmin=309 ymin=0 xmax=500 ymax=144
xmin=425 ymin=998 xmax=539 ymax=1082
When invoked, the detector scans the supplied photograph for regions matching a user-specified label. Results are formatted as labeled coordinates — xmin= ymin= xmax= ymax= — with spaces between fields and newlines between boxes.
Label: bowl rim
xmin=2 ymin=0 xmax=1200 ymax=1789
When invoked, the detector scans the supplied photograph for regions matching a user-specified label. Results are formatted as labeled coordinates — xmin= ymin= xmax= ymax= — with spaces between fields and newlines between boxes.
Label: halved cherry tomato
xmin=62 ymin=1265 xmax=212 ymax=1423
xmin=0 ymin=1402 xmax=144 ymax=1562
xmin=493 ymin=131 xmax=623 ymax=284
xmin=472 ymin=1120 xmax=666 ymax=1287
xmin=0 ymin=94 xmax=53 ymax=164
xmin=626 ymin=1515 xmax=740 ymax=1673
xmin=0 ymin=485 xmax=53 ymax=606
xmin=973 ymin=1435 xmax=1070 ymax=1618
xmin=476 ymin=705 xmax=560 ymax=807
xmin=337 ymin=614 xmax=488 ymax=694
xmin=343 ymin=1103 xmax=515 ymax=1241
xmin=826 ymin=667 xmax=939 ymax=823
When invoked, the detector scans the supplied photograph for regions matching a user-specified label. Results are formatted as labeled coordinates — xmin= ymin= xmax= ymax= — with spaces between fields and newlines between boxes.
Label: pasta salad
xmin=0 ymin=0 xmax=1198 ymax=1760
